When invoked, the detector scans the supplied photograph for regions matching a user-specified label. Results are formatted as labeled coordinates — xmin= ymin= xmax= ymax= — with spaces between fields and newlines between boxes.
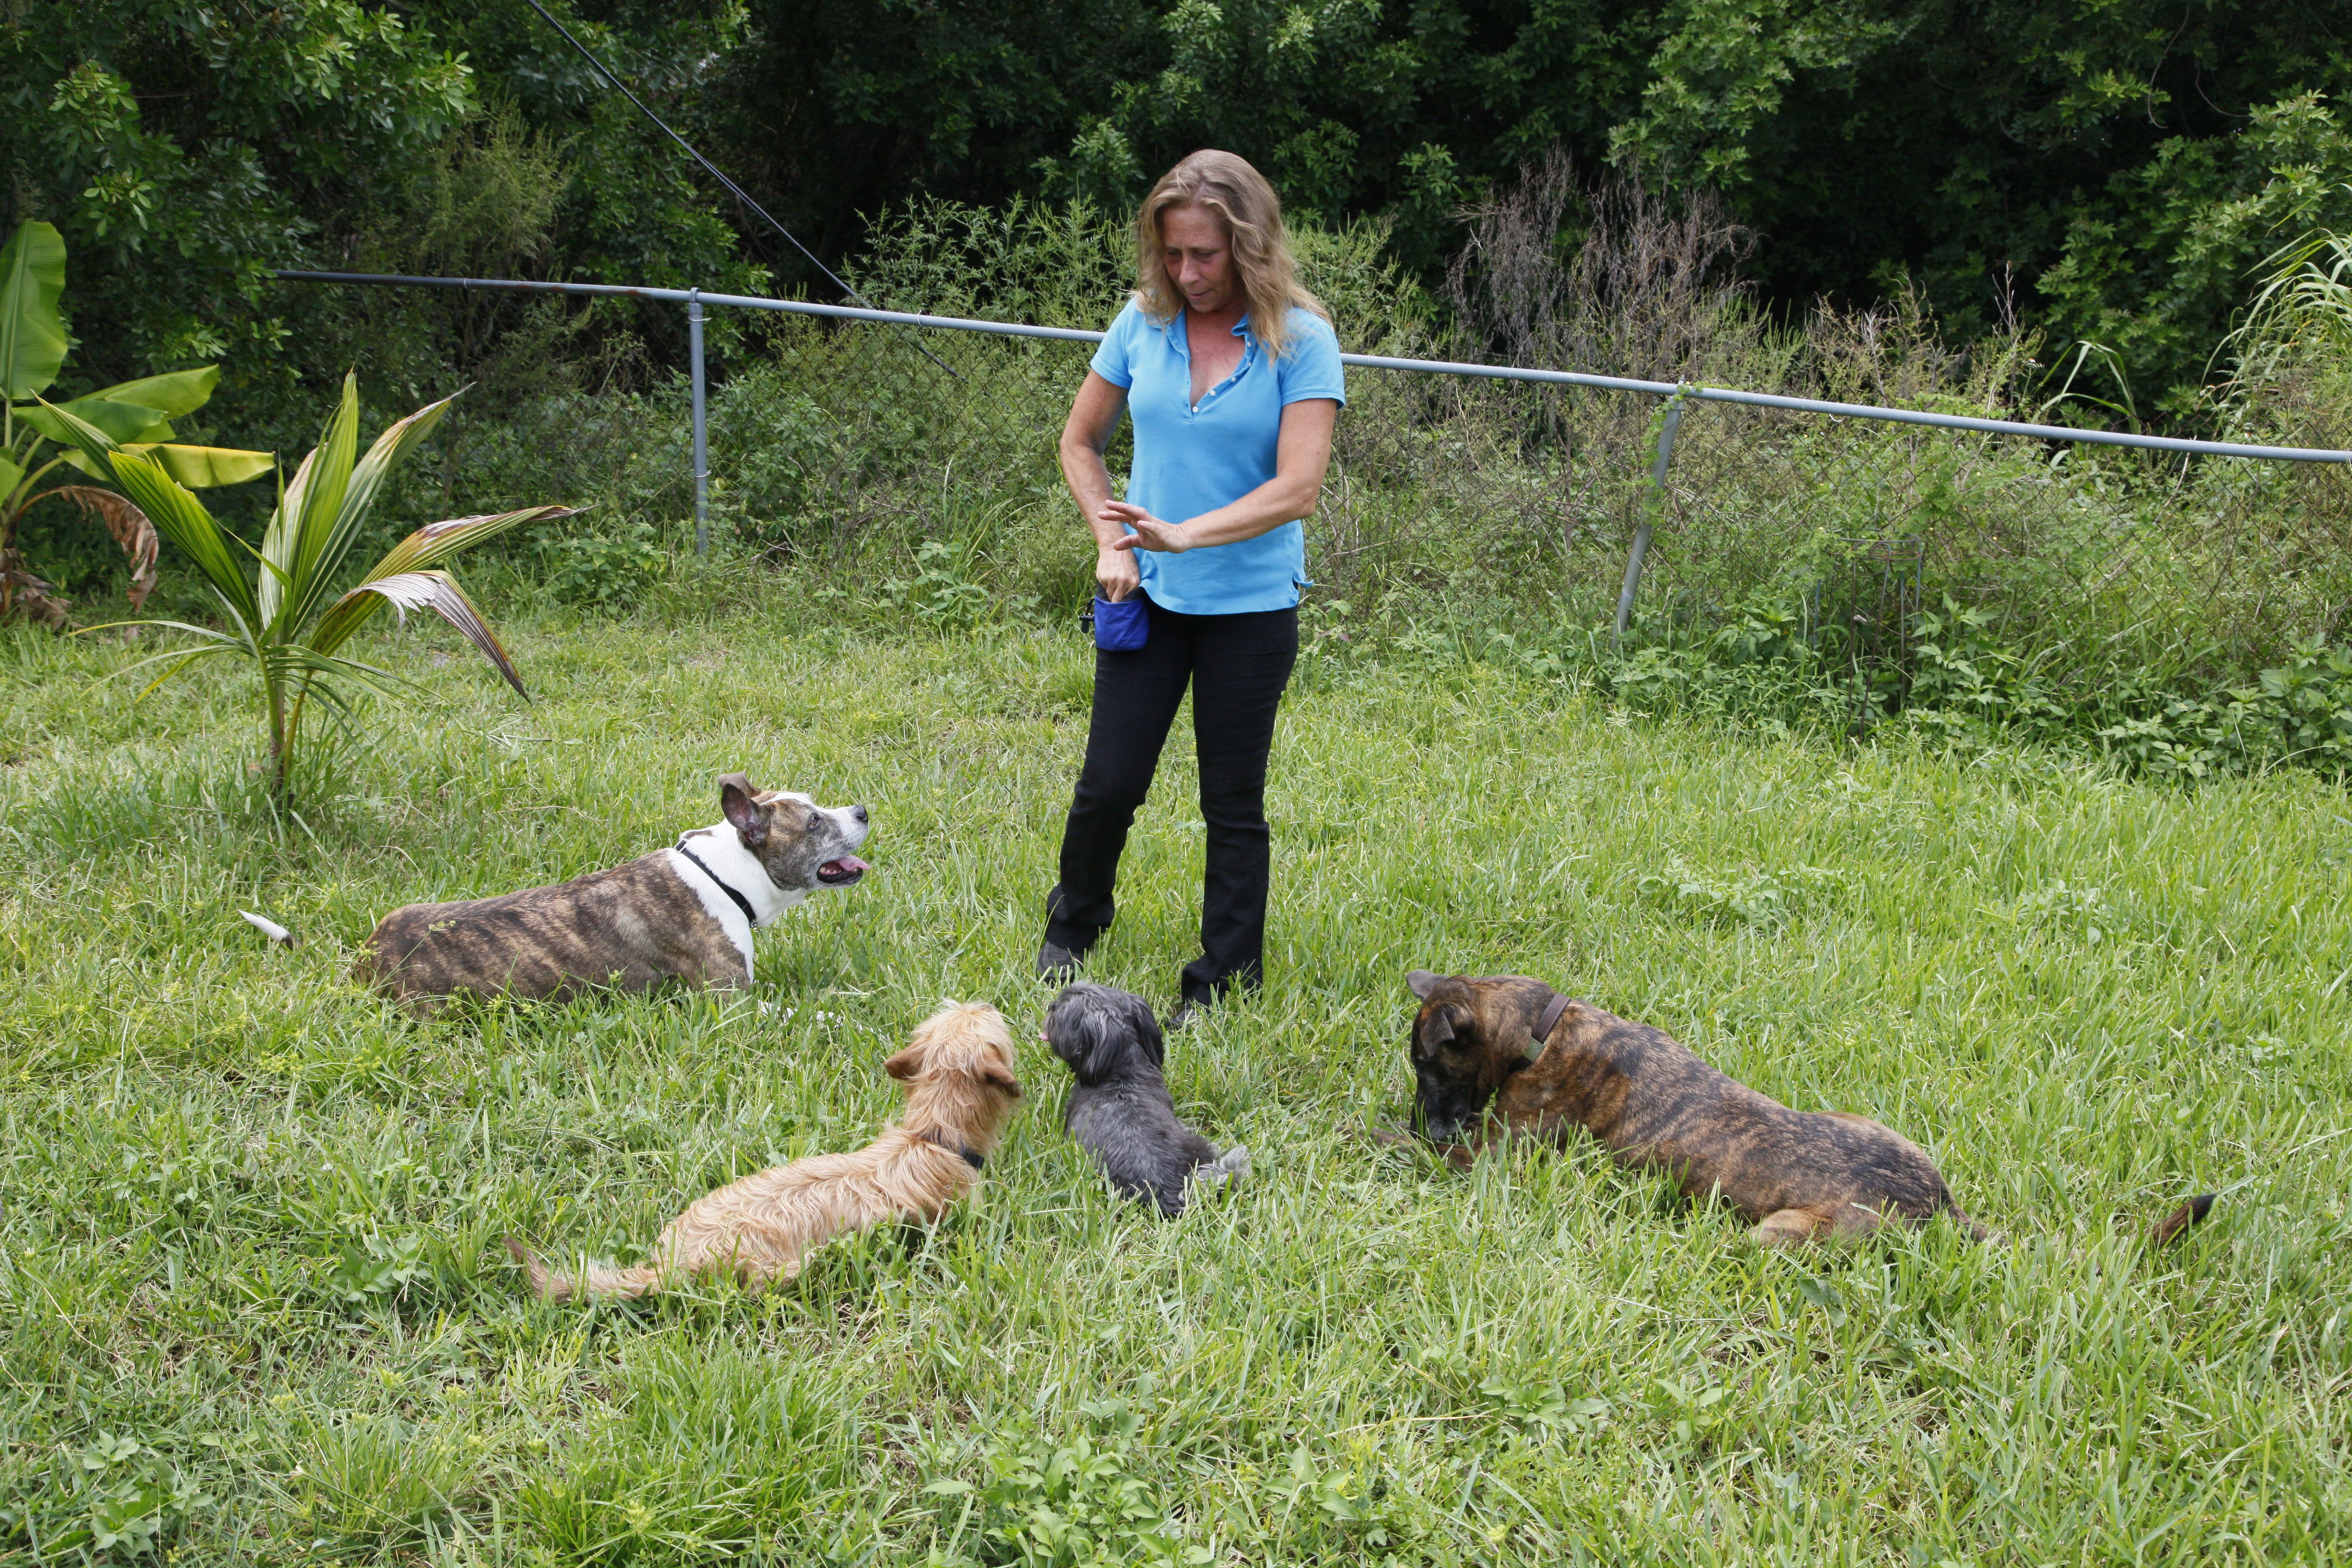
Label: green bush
xmin=546 ymin=518 xmax=668 ymax=610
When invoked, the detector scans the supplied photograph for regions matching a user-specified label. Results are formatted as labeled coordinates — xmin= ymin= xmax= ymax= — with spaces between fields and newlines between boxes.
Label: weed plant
xmin=1 ymin=587 xmax=2346 ymax=1563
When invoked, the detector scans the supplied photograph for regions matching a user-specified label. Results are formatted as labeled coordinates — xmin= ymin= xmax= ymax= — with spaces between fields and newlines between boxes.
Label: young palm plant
xmin=57 ymin=373 xmax=578 ymax=803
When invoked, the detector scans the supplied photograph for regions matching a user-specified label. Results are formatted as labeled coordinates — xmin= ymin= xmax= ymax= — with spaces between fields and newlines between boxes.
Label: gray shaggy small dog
xmin=1044 ymin=983 xmax=1248 ymax=1217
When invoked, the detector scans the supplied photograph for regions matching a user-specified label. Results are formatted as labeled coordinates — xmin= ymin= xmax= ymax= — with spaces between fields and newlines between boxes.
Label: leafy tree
xmin=1 ymin=0 xmax=474 ymax=405
xmin=391 ymin=0 xmax=769 ymax=297
xmin=2037 ymin=95 xmax=2352 ymax=415
xmin=707 ymin=0 xmax=2350 ymax=405
xmin=2 ymin=0 xmax=765 ymax=454
xmin=12 ymin=0 xmax=2346 ymax=437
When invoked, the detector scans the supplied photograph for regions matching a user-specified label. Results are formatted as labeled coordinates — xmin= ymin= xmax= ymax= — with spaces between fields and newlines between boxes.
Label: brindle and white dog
xmin=361 ymin=773 xmax=870 ymax=1014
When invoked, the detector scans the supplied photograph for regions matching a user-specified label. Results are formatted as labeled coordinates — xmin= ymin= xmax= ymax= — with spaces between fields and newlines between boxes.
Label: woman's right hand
xmin=1095 ymin=544 xmax=1140 ymax=603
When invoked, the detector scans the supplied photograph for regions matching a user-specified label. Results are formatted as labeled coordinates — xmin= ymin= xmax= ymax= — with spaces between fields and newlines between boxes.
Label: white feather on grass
xmin=239 ymin=910 xmax=294 ymax=946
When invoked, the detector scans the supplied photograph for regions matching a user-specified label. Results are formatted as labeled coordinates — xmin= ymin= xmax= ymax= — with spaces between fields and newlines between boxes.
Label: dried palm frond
xmin=38 ymin=483 xmax=160 ymax=609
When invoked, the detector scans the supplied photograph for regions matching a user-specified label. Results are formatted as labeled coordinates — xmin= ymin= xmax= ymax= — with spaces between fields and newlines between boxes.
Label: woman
xmin=1037 ymin=149 xmax=1345 ymax=1026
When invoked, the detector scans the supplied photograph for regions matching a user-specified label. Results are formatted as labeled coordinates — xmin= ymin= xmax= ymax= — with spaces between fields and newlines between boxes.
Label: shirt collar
xmin=1163 ymin=308 xmax=1258 ymax=346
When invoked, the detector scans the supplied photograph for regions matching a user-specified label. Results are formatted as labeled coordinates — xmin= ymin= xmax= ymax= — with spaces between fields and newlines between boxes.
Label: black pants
xmin=1046 ymin=594 xmax=1300 ymax=1003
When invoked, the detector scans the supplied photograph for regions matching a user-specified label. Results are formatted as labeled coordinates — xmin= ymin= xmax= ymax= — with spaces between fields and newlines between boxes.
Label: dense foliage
xmin=5 ymin=0 xmax=2349 ymax=420
xmin=8 ymin=0 xmax=2352 ymax=784
xmin=725 ymin=1 xmax=2352 ymax=383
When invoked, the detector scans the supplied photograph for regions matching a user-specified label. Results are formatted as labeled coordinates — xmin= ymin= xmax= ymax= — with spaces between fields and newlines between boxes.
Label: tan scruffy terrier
xmin=511 ymin=1001 xmax=1023 ymax=1300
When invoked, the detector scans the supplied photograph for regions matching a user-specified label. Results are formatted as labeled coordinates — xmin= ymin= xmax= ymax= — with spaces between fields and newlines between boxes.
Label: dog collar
xmin=675 ymin=838 xmax=760 ymax=928
xmin=1529 ymin=993 xmax=1573 ymax=1060
xmin=916 ymin=1127 xmax=986 ymax=1170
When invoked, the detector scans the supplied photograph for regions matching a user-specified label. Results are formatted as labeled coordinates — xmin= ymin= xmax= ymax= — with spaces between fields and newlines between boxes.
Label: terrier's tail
xmin=505 ymin=1237 xmax=660 ymax=1302
xmin=2150 ymin=1194 xmax=2216 ymax=1248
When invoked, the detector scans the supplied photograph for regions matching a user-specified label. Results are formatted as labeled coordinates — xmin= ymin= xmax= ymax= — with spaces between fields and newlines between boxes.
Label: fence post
xmin=688 ymin=289 xmax=709 ymax=554
xmin=1613 ymin=389 xmax=1687 ymax=645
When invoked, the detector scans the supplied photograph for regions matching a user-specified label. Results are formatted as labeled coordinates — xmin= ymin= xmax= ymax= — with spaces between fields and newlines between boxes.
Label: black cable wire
xmin=517 ymin=0 xmax=958 ymax=375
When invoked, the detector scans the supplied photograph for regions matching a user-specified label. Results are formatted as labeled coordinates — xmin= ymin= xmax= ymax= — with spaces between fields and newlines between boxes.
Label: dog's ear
xmin=1130 ymin=995 xmax=1167 ymax=1070
xmin=1406 ymin=969 xmax=1442 ymax=1000
xmin=980 ymin=1057 xmax=1024 ymax=1098
xmin=720 ymin=773 xmax=768 ymax=848
xmin=1068 ymin=1009 xmax=1127 ymax=1085
xmin=883 ymin=1041 xmax=926 ymax=1081
xmin=1421 ymin=1010 xmax=1456 ymax=1047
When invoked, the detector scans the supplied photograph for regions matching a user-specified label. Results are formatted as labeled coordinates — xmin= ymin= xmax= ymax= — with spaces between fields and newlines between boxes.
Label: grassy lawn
xmin=1 ymin=601 xmax=2345 ymax=1565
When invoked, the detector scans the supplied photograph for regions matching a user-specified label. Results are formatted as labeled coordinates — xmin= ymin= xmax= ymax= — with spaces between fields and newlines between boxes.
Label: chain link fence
xmin=281 ymin=268 xmax=2352 ymax=695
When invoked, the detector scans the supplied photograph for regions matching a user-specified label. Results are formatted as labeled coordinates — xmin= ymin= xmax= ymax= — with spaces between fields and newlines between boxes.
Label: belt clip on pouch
xmin=1092 ymin=595 xmax=1148 ymax=651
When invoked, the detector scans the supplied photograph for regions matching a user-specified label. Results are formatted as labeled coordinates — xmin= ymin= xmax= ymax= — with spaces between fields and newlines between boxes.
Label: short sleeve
xmin=1276 ymin=311 xmax=1346 ymax=407
xmin=1089 ymin=300 xmax=1139 ymax=389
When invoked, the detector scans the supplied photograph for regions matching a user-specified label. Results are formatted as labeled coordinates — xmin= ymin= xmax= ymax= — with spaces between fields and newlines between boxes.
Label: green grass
xmin=1 ymin=599 xmax=2346 ymax=1566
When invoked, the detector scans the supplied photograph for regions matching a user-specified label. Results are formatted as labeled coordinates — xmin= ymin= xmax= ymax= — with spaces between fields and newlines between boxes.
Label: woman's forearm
xmin=1168 ymin=395 xmax=1337 ymax=545
xmin=1166 ymin=473 xmax=1322 ymax=547
xmin=1060 ymin=374 xmax=1134 ymax=552
xmin=1060 ymin=437 xmax=1127 ymax=550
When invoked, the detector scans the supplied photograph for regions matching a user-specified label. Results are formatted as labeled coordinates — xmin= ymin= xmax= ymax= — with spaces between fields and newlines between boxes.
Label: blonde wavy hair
xmin=1134 ymin=150 xmax=1328 ymax=360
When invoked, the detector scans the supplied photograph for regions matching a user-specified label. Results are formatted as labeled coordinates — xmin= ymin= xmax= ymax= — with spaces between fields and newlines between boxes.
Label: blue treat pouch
xmin=1093 ymin=595 xmax=1148 ymax=651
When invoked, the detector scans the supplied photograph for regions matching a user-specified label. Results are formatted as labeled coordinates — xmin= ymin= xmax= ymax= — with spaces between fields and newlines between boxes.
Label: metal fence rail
xmin=273 ymin=268 xmax=2352 ymax=640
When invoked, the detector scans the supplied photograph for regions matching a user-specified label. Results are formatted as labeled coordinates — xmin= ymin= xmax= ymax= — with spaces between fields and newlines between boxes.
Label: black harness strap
xmin=1529 ymin=992 xmax=1574 ymax=1061
xmin=675 ymin=838 xmax=759 ymax=928
xmin=916 ymin=1127 xmax=986 ymax=1170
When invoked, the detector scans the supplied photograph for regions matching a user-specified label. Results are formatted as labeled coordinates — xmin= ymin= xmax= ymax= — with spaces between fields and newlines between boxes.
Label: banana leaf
xmin=91 ymin=367 xmax=221 ymax=419
xmin=126 ymin=444 xmax=275 ymax=488
xmin=24 ymin=398 xmax=170 ymax=445
xmin=0 ymin=222 xmax=67 ymax=402
xmin=55 ymin=439 xmax=273 ymax=487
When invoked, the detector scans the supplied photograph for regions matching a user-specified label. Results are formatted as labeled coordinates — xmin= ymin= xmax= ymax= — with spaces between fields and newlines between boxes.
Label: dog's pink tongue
xmin=823 ymin=856 xmax=871 ymax=877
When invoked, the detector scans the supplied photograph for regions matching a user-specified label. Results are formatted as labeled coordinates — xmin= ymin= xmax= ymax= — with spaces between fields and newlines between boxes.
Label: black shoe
xmin=1036 ymin=942 xmax=1084 ymax=984
xmin=1163 ymin=997 xmax=1208 ymax=1031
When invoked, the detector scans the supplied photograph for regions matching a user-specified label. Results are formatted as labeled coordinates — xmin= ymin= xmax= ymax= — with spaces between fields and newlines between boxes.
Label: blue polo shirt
xmin=1088 ymin=299 xmax=1346 ymax=615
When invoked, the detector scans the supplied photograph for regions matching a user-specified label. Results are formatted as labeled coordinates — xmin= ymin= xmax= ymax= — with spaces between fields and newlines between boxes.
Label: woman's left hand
xmin=1098 ymin=500 xmax=1191 ymax=554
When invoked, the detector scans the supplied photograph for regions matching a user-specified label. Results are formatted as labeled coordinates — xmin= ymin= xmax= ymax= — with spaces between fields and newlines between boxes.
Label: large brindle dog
xmin=362 ymin=774 xmax=869 ymax=1014
xmin=1400 ymin=971 xmax=2214 ymax=1247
